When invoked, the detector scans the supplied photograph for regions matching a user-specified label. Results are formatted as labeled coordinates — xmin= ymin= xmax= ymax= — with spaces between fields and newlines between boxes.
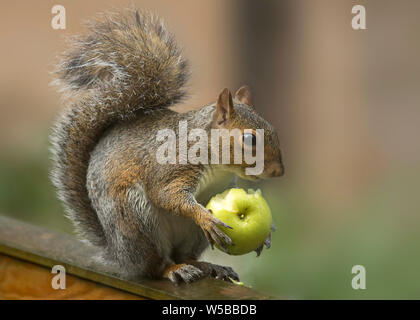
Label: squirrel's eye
xmin=242 ymin=132 xmax=257 ymax=146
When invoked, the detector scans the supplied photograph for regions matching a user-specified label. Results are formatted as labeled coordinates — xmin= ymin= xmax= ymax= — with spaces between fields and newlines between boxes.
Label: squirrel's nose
xmin=267 ymin=162 xmax=284 ymax=177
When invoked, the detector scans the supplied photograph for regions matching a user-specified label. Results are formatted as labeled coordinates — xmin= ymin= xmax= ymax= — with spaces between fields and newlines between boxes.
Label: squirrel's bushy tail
xmin=50 ymin=9 xmax=189 ymax=246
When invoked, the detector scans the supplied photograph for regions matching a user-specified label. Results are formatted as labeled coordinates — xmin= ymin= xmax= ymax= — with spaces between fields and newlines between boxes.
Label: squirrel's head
xmin=211 ymin=86 xmax=284 ymax=181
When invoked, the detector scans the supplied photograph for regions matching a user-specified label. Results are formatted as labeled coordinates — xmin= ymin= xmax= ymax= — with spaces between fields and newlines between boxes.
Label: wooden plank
xmin=0 ymin=254 xmax=143 ymax=300
xmin=0 ymin=215 xmax=272 ymax=300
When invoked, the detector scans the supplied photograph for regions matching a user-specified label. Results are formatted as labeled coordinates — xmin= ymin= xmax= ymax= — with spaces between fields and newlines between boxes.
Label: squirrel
xmin=50 ymin=8 xmax=284 ymax=284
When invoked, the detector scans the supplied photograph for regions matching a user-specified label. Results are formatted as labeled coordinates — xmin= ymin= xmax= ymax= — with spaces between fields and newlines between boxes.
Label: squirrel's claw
xmin=255 ymin=232 xmax=272 ymax=257
xmin=211 ymin=265 xmax=239 ymax=282
xmin=264 ymin=232 xmax=272 ymax=249
xmin=209 ymin=227 xmax=233 ymax=252
xmin=213 ymin=225 xmax=234 ymax=245
xmin=200 ymin=209 xmax=234 ymax=252
xmin=271 ymin=222 xmax=277 ymax=232
xmin=255 ymin=244 xmax=264 ymax=257
xmin=188 ymin=261 xmax=240 ymax=282
xmin=203 ymin=230 xmax=214 ymax=250
xmin=167 ymin=264 xmax=205 ymax=285
xmin=208 ymin=210 xmax=233 ymax=229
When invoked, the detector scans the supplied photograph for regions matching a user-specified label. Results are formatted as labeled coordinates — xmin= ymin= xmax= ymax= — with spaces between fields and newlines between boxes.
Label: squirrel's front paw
xmin=196 ymin=208 xmax=233 ymax=252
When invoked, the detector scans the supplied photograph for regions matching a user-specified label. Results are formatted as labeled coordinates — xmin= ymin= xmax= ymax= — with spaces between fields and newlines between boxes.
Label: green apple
xmin=206 ymin=188 xmax=272 ymax=255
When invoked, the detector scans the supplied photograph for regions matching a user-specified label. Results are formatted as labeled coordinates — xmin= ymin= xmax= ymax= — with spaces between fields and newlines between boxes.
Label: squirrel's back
xmin=50 ymin=9 xmax=189 ymax=246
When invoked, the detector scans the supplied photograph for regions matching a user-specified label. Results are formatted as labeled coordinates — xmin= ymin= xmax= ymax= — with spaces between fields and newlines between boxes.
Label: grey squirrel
xmin=50 ymin=8 xmax=284 ymax=284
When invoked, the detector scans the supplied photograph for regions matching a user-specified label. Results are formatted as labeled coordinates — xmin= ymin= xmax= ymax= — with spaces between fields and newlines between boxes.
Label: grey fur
xmin=85 ymin=105 xmax=232 ymax=277
xmin=50 ymin=9 xmax=189 ymax=247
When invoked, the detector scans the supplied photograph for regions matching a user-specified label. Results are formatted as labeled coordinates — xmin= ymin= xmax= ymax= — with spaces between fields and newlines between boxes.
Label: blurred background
xmin=0 ymin=0 xmax=419 ymax=299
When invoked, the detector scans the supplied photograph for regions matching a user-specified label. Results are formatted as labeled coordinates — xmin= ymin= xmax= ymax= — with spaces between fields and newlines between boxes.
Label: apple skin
xmin=206 ymin=188 xmax=272 ymax=255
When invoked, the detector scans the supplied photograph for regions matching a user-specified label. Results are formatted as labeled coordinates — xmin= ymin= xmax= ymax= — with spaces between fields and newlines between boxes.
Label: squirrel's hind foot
xmin=163 ymin=261 xmax=240 ymax=285
xmin=186 ymin=261 xmax=240 ymax=283
xmin=163 ymin=264 xmax=205 ymax=285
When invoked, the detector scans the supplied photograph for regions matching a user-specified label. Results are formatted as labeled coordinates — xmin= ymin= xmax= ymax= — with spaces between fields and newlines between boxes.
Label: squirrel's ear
xmin=235 ymin=85 xmax=252 ymax=107
xmin=215 ymin=88 xmax=234 ymax=125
